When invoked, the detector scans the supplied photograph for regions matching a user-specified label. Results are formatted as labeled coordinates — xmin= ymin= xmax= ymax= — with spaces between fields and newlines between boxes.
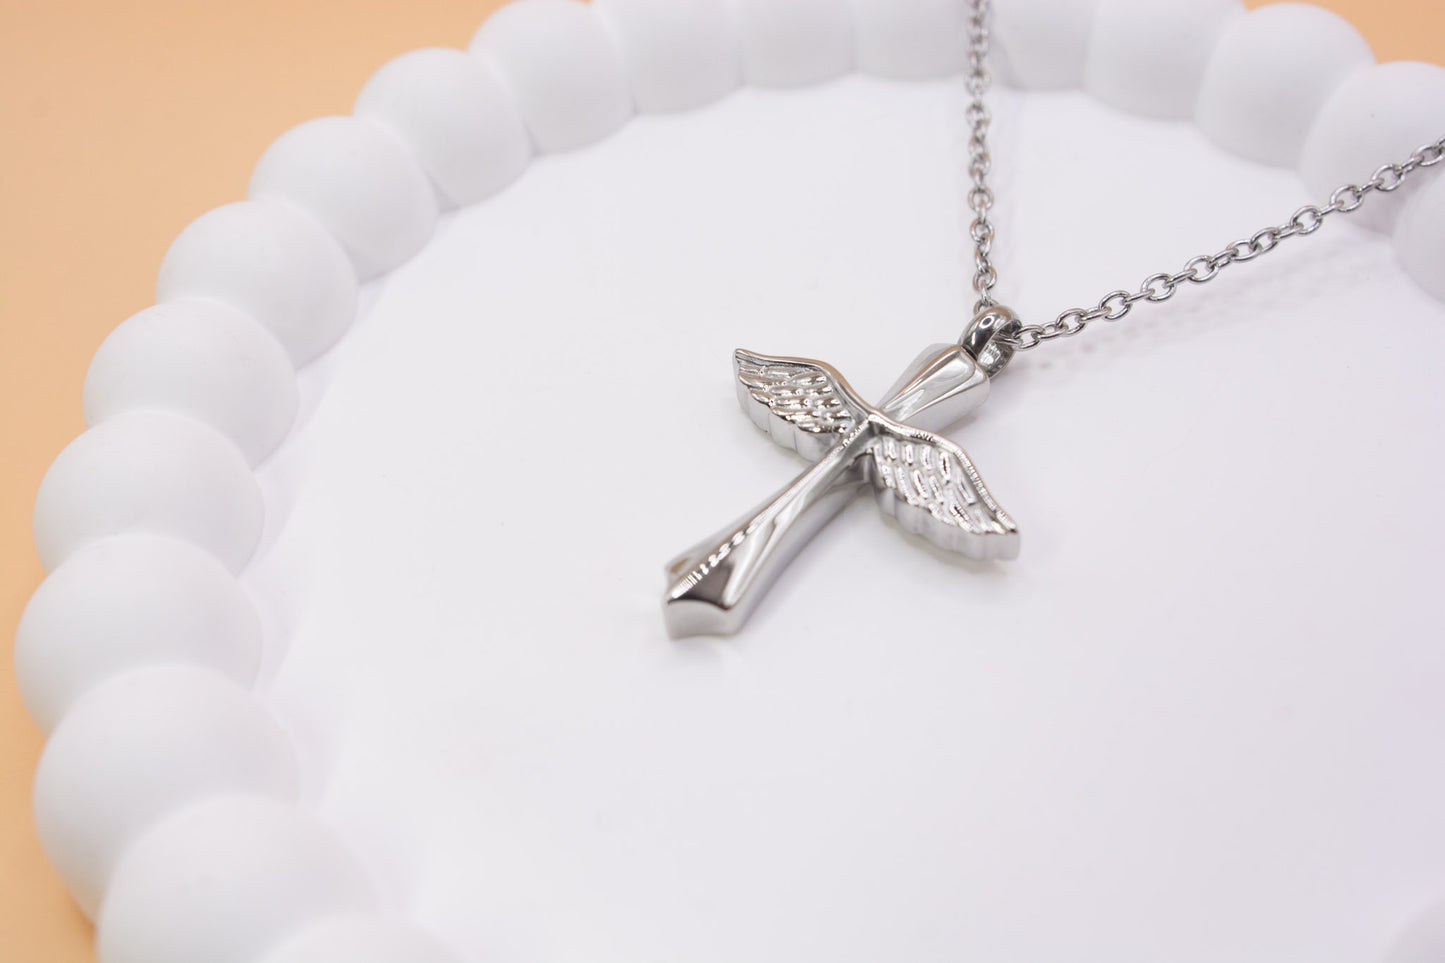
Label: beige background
xmin=1 ymin=1 xmax=1440 ymax=958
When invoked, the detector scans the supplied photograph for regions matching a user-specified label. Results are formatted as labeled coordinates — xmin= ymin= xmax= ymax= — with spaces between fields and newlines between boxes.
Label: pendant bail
xmin=960 ymin=305 xmax=1021 ymax=379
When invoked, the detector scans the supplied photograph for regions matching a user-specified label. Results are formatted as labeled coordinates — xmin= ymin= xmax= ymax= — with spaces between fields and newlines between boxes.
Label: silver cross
xmin=663 ymin=308 xmax=1023 ymax=638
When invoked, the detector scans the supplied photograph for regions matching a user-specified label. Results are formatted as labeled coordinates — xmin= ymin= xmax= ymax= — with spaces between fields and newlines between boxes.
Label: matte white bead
xmin=249 ymin=116 xmax=439 ymax=280
xmin=593 ymin=0 xmax=741 ymax=112
xmin=735 ymin=0 xmax=855 ymax=88
xmin=851 ymin=0 xmax=966 ymax=80
xmin=470 ymin=0 xmax=633 ymax=153
xmin=354 ymin=48 xmax=532 ymax=208
xmin=258 ymin=915 xmax=465 ymax=963
xmin=1396 ymin=168 xmax=1445 ymax=303
xmin=34 ymin=667 xmax=298 ymax=919
xmin=33 ymin=411 xmax=262 ymax=575
xmin=83 ymin=300 xmax=297 ymax=467
xmin=14 ymin=534 xmax=262 ymax=735
xmin=994 ymin=0 xmax=1100 ymax=89
xmin=1086 ymin=0 xmax=1243 ymax=120
xmin=1196 ymin=3 xmax=1373 ymax=167
xmin=97 ymin=795 xmax=376 ymax=963
xmin=156 ymin=199 xmax=358 ymax=367
xmin=1299 ymin=61 xmax=1445 ymax=233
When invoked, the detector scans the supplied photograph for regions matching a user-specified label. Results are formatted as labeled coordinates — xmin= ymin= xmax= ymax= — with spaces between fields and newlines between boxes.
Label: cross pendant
xmin=663 ymin=308 xmax=1023 ymax=638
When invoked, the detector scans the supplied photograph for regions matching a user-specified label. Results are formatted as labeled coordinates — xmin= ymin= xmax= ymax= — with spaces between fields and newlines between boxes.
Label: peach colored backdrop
xmin=1 ymin=1 xmax=1440 ymax=959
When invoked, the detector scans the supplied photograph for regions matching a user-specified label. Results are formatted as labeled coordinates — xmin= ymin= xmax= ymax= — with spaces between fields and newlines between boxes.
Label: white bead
xmin=1396 ymin=168 xmax=1445 ymax=303
xmin=14 ymin=534 xmax=262 ymax=735
xmin=1299 ymin=61 xmax=1445 ymax=233
xmin=851 ymin=0 xmax=966 ymax=80
xmin=470 ymin=0 xmax=633 ymax=153
xmin=249 ymin=116 xmax=439 ymax=280
xmin=354 ymin=48 xmax=531 ymax=208
xmin=83 ymin=300 xmax=297 ymax=467
xmin=156 ymin=199 xmax=358 ymax=367
xmin=592 ymin=0 xmax=741 ymax=112
xmin=1085 ymin=0 xmax=1243 ymax=120
xmin=735 ymin=0 xmax=855 ymax=88
xmin=33 ymin=411 xmax=262 ymax=574
xmin=1196 ymin=3 xmax=1373 ymax=167
xmin=34 ymin=667 xmax=298 ymax=918
xmin=994 ymin=0 xmax=1100 ymax=89
xmin=97 ymin=795 xmax=376 ymax=963
xmin=258 ymin=915 xmax=465 ymax=963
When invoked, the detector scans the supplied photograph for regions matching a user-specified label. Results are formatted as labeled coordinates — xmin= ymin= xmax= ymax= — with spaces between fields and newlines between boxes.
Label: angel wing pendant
xmin=664 ymin=342 xmax=1018 ymax=638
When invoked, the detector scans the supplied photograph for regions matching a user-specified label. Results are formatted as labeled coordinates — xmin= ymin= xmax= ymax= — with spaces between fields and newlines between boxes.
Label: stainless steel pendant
xmin=663 ymin=307 xmax=1023 ymax=638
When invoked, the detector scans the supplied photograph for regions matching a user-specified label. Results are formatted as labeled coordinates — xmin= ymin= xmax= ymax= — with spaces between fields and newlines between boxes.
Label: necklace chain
xmin=961 ymin=0 xmax=1445 ymax=351
xmin=963 ymin=0 xmax=1000 ymax=315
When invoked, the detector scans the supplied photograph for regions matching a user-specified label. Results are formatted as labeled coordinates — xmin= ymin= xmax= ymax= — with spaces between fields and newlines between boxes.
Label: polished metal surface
xmin=957 ymin=304 xmax=1021 ymax=379
xmin=663 ymin=316 xmax=1017 ymax=639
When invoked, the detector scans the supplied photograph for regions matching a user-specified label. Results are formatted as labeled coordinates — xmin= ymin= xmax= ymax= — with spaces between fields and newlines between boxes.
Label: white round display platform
xmin=16 ymin=1 xmax=1445 ymax=962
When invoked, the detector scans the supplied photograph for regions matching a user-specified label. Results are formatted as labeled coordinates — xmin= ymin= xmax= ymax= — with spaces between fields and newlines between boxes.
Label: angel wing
xmin=734 ymin=350 xmax=874 ymax=461
xmin=867 ymin=421 xmax=1020 ymax=561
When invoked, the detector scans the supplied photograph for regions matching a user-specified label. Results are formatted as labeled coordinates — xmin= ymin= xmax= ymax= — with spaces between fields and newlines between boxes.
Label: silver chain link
xmin=963 ymin=0 xmax=999 ymax=314
xmin=960 ymin=0 xmax=1445 ymax=351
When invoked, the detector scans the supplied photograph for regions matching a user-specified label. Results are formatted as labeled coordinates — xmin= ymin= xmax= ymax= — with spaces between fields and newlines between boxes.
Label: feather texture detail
xmin=734 ymin=350 xmax=873 ymax=460
xmin=867 ymin=422 xmax=1019 ymax=560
